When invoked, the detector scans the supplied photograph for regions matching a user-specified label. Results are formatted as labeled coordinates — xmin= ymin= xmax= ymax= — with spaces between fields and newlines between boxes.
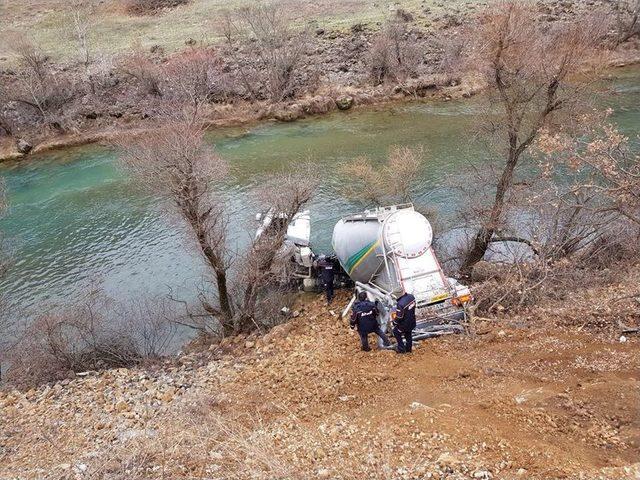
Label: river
xmin=1 ymin=68 xmax=639 ymax=326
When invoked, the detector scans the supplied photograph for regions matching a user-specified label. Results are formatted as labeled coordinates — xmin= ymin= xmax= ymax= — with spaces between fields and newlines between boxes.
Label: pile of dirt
xmin=1 ymin=284 xmax=638 ymax=478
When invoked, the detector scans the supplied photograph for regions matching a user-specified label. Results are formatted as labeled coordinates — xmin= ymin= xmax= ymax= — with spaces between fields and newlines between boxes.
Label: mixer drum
xmin=332 ymin=206 xmax=434 ymax=297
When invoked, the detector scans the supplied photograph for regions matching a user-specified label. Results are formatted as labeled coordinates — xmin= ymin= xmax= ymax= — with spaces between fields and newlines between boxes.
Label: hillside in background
xmin=1 ymin=0 xmax=464 ymax=60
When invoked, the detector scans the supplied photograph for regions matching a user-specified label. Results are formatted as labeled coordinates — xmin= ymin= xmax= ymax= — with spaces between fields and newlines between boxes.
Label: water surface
xmin=1 ymin=68 xmax=639 ymax=323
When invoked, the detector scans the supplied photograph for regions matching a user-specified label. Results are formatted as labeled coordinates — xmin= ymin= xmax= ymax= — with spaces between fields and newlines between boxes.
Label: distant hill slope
xmin=0 ymin=0 xmax=463 ymax=62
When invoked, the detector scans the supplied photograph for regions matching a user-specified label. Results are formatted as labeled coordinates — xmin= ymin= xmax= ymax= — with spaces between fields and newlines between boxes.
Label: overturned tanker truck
xmin=332 ymin=204 xmax=472 ymax=340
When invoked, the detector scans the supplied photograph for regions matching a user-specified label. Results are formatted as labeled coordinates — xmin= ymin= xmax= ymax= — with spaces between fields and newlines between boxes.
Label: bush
xmin=118 ymin=49 xmax=164 ymax=96
xmin=123 ymin=0 xmax=189 ymax=16
xmin=471 ymin=225 xmax=640 ymax=318
xmin=367 ymin=20 xmax=422 ymax=85
xmin=222 ymin=4 xmax=310 ymax=101
xmin=3 ymin=293 xmax=177 ymax=388
xmin=163 ymin=48 xmax=237 ymax=104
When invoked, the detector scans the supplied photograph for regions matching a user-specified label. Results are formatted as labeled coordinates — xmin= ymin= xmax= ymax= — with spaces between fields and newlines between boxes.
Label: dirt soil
xmin=1 ymin=288 xmax=638 ymax=479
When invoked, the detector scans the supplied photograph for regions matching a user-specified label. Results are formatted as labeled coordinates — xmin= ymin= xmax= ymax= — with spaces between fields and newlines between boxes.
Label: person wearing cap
xmin=350 ymin=291 xmax=391 ymax=351
xmin=316 ymin=255 xmax=336 ymax=305
xmin=392 ymin=288 xmax=417 ymax=353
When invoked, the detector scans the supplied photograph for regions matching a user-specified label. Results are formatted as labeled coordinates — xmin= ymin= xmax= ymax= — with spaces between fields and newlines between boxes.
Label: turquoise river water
xmin=1 ymin=69 xmax=639 ymax=325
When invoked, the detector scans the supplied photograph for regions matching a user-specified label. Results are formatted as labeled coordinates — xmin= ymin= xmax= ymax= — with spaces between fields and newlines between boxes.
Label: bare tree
xmin=116 ymin=107 xmax=235 ymax=333
xmin=341 ymin=146 xmax=426 ymax=206
xmin=66 ymin=0 xmax=98 ymax=94
xmin=535 ymin=120 xmax=640 ymax=227
xmin=117 ymin=107 xmax=316 ymax=336
xmin=118 ymin=47 xmax=163 ymax=97
xmin=456 ymin=2 xmax=604 ymax=278
xmin=222 ymin=4 xmax=309 ymax=101
xmin=234 ymin=171 xmax=316 ymax=332
xmin=5 ymin=33 xmax=73 ymax=131
xmin=367 ymin=19 xmax=422 ymax=85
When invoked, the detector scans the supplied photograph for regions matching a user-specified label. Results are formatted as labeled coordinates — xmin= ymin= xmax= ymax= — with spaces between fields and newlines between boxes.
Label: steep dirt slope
xmin=1 ymin=291 xmax=638 ymax=479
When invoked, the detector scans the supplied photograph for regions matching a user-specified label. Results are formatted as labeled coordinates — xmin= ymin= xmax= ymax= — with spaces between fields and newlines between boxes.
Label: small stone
xmin=335 ymin=96 xmax=354 ymax=110
xmin=516 ymin=468 xmax=527 ymax=476
xmin=245 ymin=341 xmax=255 ymax=349
xmin=115 ymin=400 xmax=130 ymax=412
xmin=160 ymin=390 xmax=174 ymax=403
xmin=16 ymin=138 xmax=33 ymax=154
xmin=473 ymin=470 xmax=492 ymax=479
xmin=317 ymin=468 xmax=331 ymax=478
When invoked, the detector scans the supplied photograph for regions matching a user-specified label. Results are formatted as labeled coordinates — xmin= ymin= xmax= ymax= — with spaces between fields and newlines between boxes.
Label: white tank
xmin=332 ymin=204 xmax=450 ymax=303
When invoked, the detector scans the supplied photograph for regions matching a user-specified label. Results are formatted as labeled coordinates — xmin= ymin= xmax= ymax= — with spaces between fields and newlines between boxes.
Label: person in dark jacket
xmin=317 ymin=255 xmax=336 ymax=305
xmin=350 ymin=291 xmax=391 ymax=351
xmin=392 ymin=289 xmax=417 ymax=354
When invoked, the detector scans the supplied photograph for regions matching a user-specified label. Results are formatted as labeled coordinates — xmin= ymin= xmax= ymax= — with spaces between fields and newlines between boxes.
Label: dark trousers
xmin=393 ymin=325 xmax=413 ymax=353
xmin=324 ymin=280 xmax=334 ymax=304
xmin=359 ymin=327 xmax=391 ymax=351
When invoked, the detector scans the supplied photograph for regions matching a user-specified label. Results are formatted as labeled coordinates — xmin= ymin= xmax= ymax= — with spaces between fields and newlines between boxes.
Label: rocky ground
xmin=1 ymin=274 xmax=638 ymax=479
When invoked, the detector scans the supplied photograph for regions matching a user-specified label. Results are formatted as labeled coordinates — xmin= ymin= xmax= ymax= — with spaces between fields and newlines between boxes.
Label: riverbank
xmin=0 ymin=73 xmax=486 ymax=163
xmin=2 ymin=0 xmax=639 ymax=163
xmin=1 ymin=270 xmax=638 ymax=479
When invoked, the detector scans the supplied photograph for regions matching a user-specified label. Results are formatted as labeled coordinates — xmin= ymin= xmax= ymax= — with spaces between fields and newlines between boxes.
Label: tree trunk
xmin=460 ymin=148 xmax=519 ymax=278
xmin=215 ymin=270 xmax=235 ymax=335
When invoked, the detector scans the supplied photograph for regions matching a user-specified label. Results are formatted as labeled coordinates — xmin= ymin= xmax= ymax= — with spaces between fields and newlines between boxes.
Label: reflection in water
xmin=1 ymin=68 xmax=639 ymax=325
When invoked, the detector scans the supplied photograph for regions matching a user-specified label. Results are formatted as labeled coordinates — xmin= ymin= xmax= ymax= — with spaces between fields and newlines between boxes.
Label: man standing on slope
xmin=316 ymin=255 xmax=336 ymax=305
xmin=392 ymin=288 xmax=417 ymax=354
xmin=350 ymin=291 xmax=391 ymax=351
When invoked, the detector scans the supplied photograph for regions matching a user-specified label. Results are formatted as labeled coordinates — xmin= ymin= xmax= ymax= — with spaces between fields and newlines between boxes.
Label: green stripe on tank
xmin=345 ymin=240 xmax=378 ymax=274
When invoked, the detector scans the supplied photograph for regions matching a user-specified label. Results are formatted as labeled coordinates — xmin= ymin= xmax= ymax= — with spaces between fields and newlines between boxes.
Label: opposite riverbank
xmin=2 ymin=0 xmax=639 ymax=163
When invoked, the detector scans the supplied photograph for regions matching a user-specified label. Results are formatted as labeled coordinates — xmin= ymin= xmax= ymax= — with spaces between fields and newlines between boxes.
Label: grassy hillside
xmin=1 ymin=0 xmax=468 ymax=62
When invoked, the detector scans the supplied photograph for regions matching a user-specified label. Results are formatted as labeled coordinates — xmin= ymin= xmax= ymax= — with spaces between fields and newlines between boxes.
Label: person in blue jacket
xmin=392 ymin=289 xmax=417 ymax=354
xmin=350 ymin=291 xmax=391 ymax=351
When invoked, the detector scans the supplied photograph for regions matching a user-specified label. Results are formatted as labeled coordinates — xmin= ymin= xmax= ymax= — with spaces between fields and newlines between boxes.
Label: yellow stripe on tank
xmin=348 ymin=239 xmax=380 ymax=274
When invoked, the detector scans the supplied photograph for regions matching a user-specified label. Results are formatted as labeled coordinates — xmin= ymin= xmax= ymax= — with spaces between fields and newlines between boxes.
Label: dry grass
xmin=0 ymin=0 xmax=467 ymax=62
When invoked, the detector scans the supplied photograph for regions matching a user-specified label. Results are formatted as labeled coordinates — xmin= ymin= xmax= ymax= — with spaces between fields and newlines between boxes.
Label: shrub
xmin=222 ymin=4 xmax=310 ymax=101
xmin=118 ymin=49 xmax=164 ymax=96
xmin=163 ymin=48 xmax=237 ymax=104
xmin=3 ymin=293 xmax=177 ymax=388
xmin=367 ymin=20 xmax=422 ymax=85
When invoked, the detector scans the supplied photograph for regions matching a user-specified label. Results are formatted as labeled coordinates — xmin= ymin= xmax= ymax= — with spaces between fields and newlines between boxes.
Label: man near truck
xmin=392 ymin=289 xmax=417 ymax=354
xmin=350 ymin=291 xmax=391 ymax=351
xmin=316 ymin=255 xmax=336 ymax=305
